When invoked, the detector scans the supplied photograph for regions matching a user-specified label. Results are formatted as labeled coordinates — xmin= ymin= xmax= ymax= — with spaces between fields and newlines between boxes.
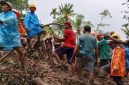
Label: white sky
xmin=28 ymin=0 xmax=128 ymax=40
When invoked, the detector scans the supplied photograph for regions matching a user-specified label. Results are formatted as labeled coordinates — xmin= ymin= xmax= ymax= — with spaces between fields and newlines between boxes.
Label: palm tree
xmin=50 ymin=8 xmax=59 ymax=20
xmin=72 ymin=14 xmax=94 ymax=35
xmin=58 ymin=3 xmax=76 ymax=21
xmin=85 ymin=21 xmax=94 ymax=28
xmin=73 ymin=14 xmax=84 ymax=30
xmin=121 ymin=23 xmax=129 ymax=37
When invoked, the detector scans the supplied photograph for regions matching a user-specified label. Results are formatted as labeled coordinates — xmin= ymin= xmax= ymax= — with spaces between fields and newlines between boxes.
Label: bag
xmin=125 ymin=46 xmax=129 ymax=69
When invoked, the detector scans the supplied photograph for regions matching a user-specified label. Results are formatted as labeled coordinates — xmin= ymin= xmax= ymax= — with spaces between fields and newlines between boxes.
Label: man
xmin=97 ymin=34 xmax=112 ymax=84
xmin=53 ymin=21 xmax=76 ymax=65
xmin=24 ymin=4 xmax=43 ymax=38
xmin=110 ymin=37 xmax=125 ymax=85
xmin=97 ymin=34 xmax=111 ymax=67
xmin=110 ymin=36 xmax=129 ymax=78
xmin=24 ymin=4 xmax=43 ymax=49
xmin=72 ymin=26 xmax=99 ymax=85
xmin=0 ymin=1 xmax=25 ymax=69
xmin=18 ymin=17 xmax=26 ymax=37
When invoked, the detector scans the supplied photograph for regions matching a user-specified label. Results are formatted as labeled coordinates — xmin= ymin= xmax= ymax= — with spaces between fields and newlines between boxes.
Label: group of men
xmin=0 ymin=1 xmax=129 ymax=85
xmin=0 ymin=1 xmax=43 ymax=69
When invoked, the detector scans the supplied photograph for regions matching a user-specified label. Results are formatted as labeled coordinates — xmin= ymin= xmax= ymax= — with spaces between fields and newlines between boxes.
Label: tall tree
xmin=50 ymin=8 xmax=59 ymax=20
xmin=58 ymin=3 xmax=75 ymax=21
xmin=95 ymin=9 xmax=112 ymax=33
xmin=84 ymin=21 xmax=94 ymax=28
xmin=121 ymin=0 xmax=129 ymax=38
xmin=121 ymin=23 xmax=129 ymax=37
xmin=50 ymin=3 xmax=76 ymax=35
xmin=122 ymin=0 xmax=129 ymax=26
xmin=73 ymin=14 xmax=84 ymax=30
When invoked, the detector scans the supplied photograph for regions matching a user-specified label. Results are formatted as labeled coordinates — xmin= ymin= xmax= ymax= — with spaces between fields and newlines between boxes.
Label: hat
xmin=13 ymin=10 xmax=20 ymax=17
xmin=96 ymin=34 xmax=104 ymax=38
xmin=0 ymin=1 xmax=12 ymax=9
xmin=64 ymin=21 xmax=72 ymax=27
xmin=29 ymin=4 xmax=36 ymax=8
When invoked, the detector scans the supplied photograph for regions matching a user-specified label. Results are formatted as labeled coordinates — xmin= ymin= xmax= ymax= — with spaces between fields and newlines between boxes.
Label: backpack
xmin=125 ymin=46 xmax=129 ymax=69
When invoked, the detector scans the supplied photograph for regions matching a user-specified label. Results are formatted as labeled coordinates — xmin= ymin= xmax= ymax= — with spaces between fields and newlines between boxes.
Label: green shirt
xmin=77 ymin=33 xmax=97 ymax=56
xmin=97 ymin=38 xmax=111 ymax=59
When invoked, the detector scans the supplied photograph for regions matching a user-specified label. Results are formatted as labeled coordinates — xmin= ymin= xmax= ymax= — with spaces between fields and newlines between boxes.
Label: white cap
xmin=0 ymin=1 xmax=12 ymax=9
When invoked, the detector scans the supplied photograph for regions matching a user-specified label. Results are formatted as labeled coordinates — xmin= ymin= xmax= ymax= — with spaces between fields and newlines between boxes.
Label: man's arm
xmin=95 ymin=47 xmax=99 ymax=65
xmin=110 ymin=37 xmax=126 ymax=44
xmin=1 ymin=14 xmax=17 ymax=25
xmin=54 ymin=29 xmax=70 ymax=42
xmin=71 ymin=46 xmax=80 ymax=63
xmin=23 ymin=13 xmax=30 ymax=32
xmin=53 ymin=35 xmax=65 ymax=42
xmin=94 ymin=38 xmax=99 ymax=65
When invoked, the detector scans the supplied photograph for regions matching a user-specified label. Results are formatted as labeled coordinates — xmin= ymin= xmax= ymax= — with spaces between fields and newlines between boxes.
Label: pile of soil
xmin=0 ymin=53 xmax=129 ymax=85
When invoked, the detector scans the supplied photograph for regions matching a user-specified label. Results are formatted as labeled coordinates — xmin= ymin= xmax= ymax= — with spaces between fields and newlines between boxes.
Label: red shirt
xmin=63 ymin=28 xmax=76 ymax=48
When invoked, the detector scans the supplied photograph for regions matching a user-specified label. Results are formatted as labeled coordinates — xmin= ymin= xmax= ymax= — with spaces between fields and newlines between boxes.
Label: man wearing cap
xmin=0 ymin=1 xmax=25 ymax=69
xmin=97 ymin=34 xmax=111 ymax=67
xmin=24 ymin=4 xmax=43 ymax=38
xmin=53 ymin=21 xmax=76 ymax=65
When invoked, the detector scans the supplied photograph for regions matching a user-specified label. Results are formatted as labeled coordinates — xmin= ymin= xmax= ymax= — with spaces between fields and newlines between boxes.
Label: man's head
xmin=96 ymin=34 xmax=104 ymax=41
xmin=29 ymin=4 xmax=36 ymax=12
xmin=64 ymin=21 xmax=72 ymax=29
xmin=83 ymin=26 xmax=91 ymax=33
xmin=113 ymin=35 xmax=121 ymax=48
xmin=1 ymin=1 xmax=12 ymax=12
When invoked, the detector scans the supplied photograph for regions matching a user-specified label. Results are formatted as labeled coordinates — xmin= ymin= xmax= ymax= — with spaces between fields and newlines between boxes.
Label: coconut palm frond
xmin=121 ymin=27 xmax=129 ymax=36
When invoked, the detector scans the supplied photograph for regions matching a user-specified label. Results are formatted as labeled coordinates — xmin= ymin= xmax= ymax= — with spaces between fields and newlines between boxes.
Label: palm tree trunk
xmin=65 ymin=16 xmax=69 ymax=21
xmin=77 ymin=28 xmax=81 ymax=35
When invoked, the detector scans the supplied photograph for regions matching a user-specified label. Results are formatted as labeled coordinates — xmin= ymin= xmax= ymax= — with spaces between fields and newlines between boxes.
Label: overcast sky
xmin=28 ymin=0 xmax=128 ymax=40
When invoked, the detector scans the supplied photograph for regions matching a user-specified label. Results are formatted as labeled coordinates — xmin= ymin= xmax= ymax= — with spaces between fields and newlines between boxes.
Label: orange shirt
xmin=18 ymin=22 xmax=26 ymax=35
xmin=110 ymin=46 xmax=125 ymax=77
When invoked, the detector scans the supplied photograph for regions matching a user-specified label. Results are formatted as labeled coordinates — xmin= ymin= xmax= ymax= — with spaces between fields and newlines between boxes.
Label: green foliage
xmin=121 ymin=0 xmax=129 ymax=37
xmin=121 ymin=23 xmax=129 ymax=37
xmin=95 ymin=9 xmax=112 ymax=33
xmin=58 ymin=3 xmax=76 ymax=21
xmin=50 ymin=3 xmax=76 ymax=35
xmin=84 ymin=21 xmax=94 ymax=28
xmin=50 ymin=8 xmax=59 ymax=20
xmin=50 ymin=3 xmax=75 ymax=21
xmin=0 ymin=0 xmax=28 ymax=12
xmin=73 ymin=14 xmax=85 ymax=29
xmin=99 ymin=9 xmax=112 ymax=19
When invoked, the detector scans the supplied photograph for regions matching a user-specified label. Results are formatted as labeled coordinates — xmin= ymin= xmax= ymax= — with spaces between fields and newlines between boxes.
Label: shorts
xmin=112 ymin=76 xmax=124 ymax=85
xmin=100 ymin=59 xmax=111 ymax=67
xmin=55 ymin=46 xmax=74 ymax=64
xmin=78 ymin=54 xmax=94 ymax=72
xmin=101 ymin=63 xmax=111 ymax=73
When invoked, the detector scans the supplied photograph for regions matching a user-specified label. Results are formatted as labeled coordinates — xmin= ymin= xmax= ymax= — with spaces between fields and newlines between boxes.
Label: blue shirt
xmin=0 ymin=11 xmax=21 ymax=50
xmin=77 ymin=33 xmax=97 ymax=56
xmin=24 ymin=12 xmax=43 ymax=38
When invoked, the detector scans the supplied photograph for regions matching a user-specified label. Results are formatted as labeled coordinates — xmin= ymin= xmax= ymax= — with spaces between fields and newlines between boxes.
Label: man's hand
xmin=96 ymin=58 xmax=100 ymax=66
xmin=113 ymin=67 xmax=118 ymax=72
xmin=71 ymin=46 xmax=80 ymax=63
xmin=0 ymin=20 xmax=3 ymax=24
